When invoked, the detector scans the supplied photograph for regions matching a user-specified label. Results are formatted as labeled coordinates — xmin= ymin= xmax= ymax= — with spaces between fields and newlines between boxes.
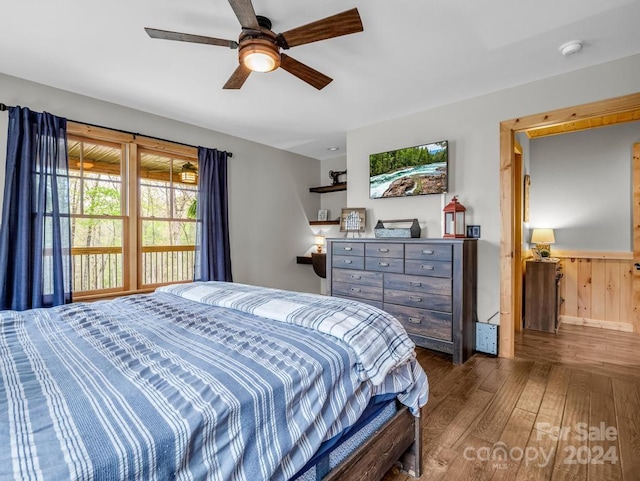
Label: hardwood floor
xmin=383 ymin=324 xmax=640 ymax=481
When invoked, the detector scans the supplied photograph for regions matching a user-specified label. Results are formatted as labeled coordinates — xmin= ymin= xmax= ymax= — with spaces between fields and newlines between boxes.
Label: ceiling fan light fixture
xmin=239 ymin=40 xmax=280 ymax=72
xmin=145 ymin=5 xmax=363 ymax=89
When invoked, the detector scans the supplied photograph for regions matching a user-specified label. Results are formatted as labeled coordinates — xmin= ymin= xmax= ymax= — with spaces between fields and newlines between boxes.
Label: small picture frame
xmin=466 ymin=225 xmax=481 ymax=239
xmin=340 ymin=208 xmax=366 ymax=232
xmin=317 ymin=209 xmax=328 ymax=221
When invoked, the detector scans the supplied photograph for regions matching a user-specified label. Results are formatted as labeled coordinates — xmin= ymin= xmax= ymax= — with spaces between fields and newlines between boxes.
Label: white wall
xmin=346 ymin=54 xmax=640 ymax=325
xmin=313 ymin=155 xmax=347 ymax=293
xmin=0 ymin=72 xmax=322 ymax=294
xmin=529 ymin=121 xmax=640 ymax=252
xmin=319 ymin=155 xmax=347 ymax=225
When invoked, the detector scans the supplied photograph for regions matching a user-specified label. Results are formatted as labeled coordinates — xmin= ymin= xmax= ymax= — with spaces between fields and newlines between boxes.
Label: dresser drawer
xmin=365 ymin=243 xmax=404 ymax=258
xmin=333 ymin=281 xmax=382 ymax=302
xmin=332 ymin=242 xmax=364 ymax=256
xmin=365 ymin=256 xmax=404 ymax=274
xmin=335 ymin=296 xmax=383 ymax=311
xmin=332 ymin=268 xmax=383 ymax=287
xmin=384 ymin=289 xmax=451 ymax=312
xmin=333 ymin=255 xmax=365 ymax=270
xmin=405 ymin=243 xmax=452 ymax=261
xmin=384 ymin=303 xmax=452 ymax=341
xmin=405 ymin=259 xmax=452 ymax=278
xmin=384 ymin=273 xmax=451 ymax=297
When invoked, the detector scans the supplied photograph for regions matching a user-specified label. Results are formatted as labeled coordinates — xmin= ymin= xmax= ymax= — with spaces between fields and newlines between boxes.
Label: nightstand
xmin=524 ymin=259 xmax=562 ymax=333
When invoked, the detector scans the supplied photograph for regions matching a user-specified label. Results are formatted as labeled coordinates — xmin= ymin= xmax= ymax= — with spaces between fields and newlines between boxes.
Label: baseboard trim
xmin=560 ymin=315 xmax=634 ymax=332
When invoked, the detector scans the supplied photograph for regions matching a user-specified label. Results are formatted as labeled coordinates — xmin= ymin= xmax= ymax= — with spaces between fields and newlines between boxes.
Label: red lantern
xmin=443 ymin=196 xmax=466 ymax=238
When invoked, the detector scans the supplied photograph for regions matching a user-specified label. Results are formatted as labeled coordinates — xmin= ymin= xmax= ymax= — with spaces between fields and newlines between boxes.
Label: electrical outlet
xmin=476 ymin=322 xmax=498 ymax=355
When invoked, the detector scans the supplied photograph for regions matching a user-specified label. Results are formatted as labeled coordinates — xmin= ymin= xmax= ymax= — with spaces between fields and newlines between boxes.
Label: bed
xmin=0 ymin=281 xmax=428 ymax=481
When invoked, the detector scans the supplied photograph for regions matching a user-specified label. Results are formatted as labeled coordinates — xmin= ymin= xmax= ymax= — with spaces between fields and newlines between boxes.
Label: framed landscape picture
xmin=369 ymin=140 xmax=448 ymax=199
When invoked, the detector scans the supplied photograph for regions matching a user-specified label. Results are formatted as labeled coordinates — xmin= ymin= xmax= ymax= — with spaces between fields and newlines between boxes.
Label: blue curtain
xmin=194 ymin=147 xmax=232 ymax=282
xmin=0 ymin=107 xmax=72 ymax=310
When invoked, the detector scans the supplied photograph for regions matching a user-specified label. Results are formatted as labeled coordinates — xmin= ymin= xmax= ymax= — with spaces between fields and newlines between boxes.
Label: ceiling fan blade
xmin=227 ymin=0 xmax=260 ymax=30
xmin=278 ymin=8 xmax=363 ymax=48
xmin=280 ymin=54 xmax=332 ymax=90
xmin=223 ymin=64 xmax=252 ymax=89
xmin=145 ymin=28 xmax=238 ymax=48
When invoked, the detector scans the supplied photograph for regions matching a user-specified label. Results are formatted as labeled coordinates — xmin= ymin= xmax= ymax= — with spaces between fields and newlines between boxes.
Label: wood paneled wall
xmin=555 ymin=252 xmax=635 ymax=332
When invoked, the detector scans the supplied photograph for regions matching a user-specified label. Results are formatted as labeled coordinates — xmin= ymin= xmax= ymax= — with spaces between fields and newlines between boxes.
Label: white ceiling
xmin=1 ymin=0 xmax=640 ymax=160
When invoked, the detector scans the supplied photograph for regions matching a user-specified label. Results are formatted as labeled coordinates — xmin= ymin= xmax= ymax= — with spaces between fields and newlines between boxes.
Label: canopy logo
xmin=463 ymin=423 xmax=619 ymax=469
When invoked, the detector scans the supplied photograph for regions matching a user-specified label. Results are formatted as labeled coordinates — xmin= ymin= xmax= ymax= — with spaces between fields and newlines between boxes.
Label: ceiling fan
xmin=145 ymin=0 xmax=363 ymax=90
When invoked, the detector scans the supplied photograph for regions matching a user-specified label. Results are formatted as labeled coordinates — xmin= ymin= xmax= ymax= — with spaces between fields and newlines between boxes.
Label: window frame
xmin=68 ymin=135 xmax=126 ymax=295
xmin=137 ymin=147 xmax=198 ymax=290
xmin=67 ymin=122 xmax=198 ymax=301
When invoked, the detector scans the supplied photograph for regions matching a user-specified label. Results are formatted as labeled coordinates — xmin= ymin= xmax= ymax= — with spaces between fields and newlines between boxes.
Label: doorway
xmin=499 ymin=92 xmax=640 ymax=358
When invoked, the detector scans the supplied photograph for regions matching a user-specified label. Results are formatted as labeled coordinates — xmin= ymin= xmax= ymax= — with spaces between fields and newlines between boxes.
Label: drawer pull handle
xmin=378 ymin=248 xmax=389 ymax=252
xmin=409 ymin=281 xmax=422 ymax=287
xmin=343 ymin=247 xmax=352 ymax=251
xmin=378 ymin=262 xmax=389 ymax=267
xmin=409 ymin=296 xmax=422 ymax=302
xmin=350 ymin=274 xmax=361 ymax=280
xmin=408 ymin=317 xmax=421 ymax=324
xmin=344 ymin=260 xmax=352 ymax=264
xmin=350 ymin=287 xmax=361 ymax=293
xmin=422 ymin=249 xmax=434 ymax=255
xmin=421 ymin=265 xmax=435 ymax=270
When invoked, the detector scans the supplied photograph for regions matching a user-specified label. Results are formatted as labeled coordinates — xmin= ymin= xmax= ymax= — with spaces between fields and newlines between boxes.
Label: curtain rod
xmin=0 ymin=102 xmax=232 ymax=157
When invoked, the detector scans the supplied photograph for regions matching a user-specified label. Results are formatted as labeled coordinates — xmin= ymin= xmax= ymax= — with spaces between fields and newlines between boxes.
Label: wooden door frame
xmin=499 ymin=92 xmax=640 ymax=358
xmin=634 ymin=143 xmax=640 ymax=333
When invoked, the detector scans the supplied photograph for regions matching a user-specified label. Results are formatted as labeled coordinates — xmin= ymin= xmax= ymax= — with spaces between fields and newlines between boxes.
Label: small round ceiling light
xmin=559 ymin=40 xmax=583 ymax=56
xmin=76 ymin=161 xmax=94 ymax=169
xmin=327 ymin=146 xmax=340 ymax=152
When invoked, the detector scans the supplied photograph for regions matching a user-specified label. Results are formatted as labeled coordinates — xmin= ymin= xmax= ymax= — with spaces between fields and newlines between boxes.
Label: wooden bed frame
xmin=323 ymin=403 xmax=422 ymax=481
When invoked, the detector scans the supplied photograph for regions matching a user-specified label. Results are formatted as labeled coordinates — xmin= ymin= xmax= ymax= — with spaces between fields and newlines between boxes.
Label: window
xmin=67 ymin=123 xmax=198 ymax=299
xmin=139 ymin=150 xmax=197 ymax=287
xmin=69 ymin=137 xmax=125 ymax=294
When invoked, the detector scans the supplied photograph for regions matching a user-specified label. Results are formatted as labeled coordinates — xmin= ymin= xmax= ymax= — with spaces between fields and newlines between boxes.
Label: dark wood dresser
xmin=326 ymin=238 xmax=477 ymax=364
xmin=524 ymin=259 xmax=562 ymax=333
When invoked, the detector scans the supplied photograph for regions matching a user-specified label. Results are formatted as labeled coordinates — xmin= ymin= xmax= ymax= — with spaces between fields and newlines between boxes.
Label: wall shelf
xmin=309 ymin=183 xmax=347 ymax=193
xmin=296 ymin=253 xmax=326 ymax=278
xmin=309 ymin=220 xmax=340 ymax=226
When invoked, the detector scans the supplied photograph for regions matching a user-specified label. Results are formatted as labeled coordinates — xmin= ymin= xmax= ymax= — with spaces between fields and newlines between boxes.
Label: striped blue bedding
xmin=1 ymin=282 xmax=428 ymax=481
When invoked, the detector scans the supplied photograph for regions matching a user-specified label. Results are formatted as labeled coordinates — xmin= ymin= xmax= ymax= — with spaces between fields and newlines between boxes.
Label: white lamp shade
xmin=314 ymin=235 xmax=326 ymax=246
xmin=531 ymin=228 xmax=555 ymax=244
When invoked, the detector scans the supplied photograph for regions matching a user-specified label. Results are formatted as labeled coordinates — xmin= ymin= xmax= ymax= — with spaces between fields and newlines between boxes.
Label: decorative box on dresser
xmin=326 ymin=238 xmax=477 ymax=364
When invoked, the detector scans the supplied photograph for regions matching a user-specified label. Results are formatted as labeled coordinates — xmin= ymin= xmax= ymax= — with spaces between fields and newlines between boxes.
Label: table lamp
xmin=314 ymin=235 xmax=325 ymax=254
xmin=531 ymin=228 xmax=555 ymax=258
